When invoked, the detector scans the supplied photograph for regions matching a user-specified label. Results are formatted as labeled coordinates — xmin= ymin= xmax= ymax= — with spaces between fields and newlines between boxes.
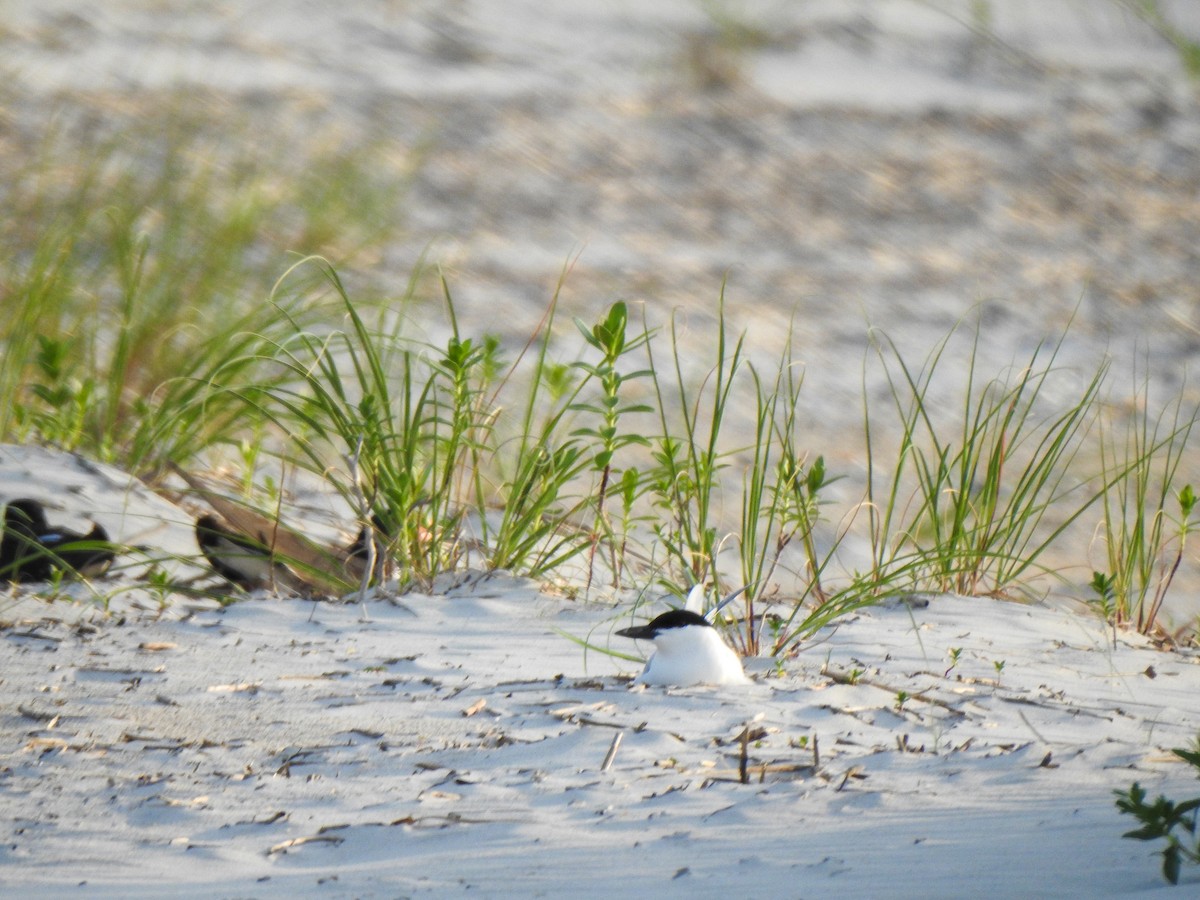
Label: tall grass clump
xmin=476 ymin=293 xmax=656 ymax=583
xmin=636 ymin=295 xmax=875 ymax=654
xmin=0 ymin=96 xmax=414 ymax=477
xmin=730 ymin=325 xmax=871 ymax=654
xmin=470 ymin=288 xmax=592 ymax=578
xmin=245 ymin=261 xmax=492 ymax=588
xmin=644 ymin=295 xmax=743 ymax=592
xmin=863 ymin=320 xmax=1109 ymax=599
xmin=1092 ymin=369 xmax=1198 ymax=636
xmin=247 ymin=260 xmax=661 ymax=590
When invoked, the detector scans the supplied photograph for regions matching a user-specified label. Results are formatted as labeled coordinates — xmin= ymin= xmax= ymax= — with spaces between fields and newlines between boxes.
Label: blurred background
xmin=5 ymin=2 xmax=1198 ymax=419
xmin=3 ymin=1 xmax=1200 ymax=616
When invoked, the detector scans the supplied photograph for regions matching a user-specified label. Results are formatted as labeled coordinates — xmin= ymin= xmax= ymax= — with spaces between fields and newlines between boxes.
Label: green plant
xmin=755 ymin=452 xmax=863 ymax=655
xmin=1096 ymin=371 xmax=1199 ymax=635
xmin=644 ymin=295 xmax=744 ymax=591
xmin=0 ymin=99 xmax=413 ymax=477
xmin=863 ymin=318 xmax=1108 ymax=598
xmin=1089 ymin=570 xmax=1117 ymax=618
xmin=637 ymin=296 xmax=870 ymax=653
xmin=609 ymin=465 xmax=652 ymax=588
xmin=247 ymin=260 xmax=493 ymax=588
xmin=484 ymin=439 xmax=591 ymax=576
xmin=734 ymin=325 xmax=829 ymax=653
xmin=945 ymin=646 xmax=963 ymax=677
xmin=145 ymin=566 xmax=175 ymax=613
xmin=14 ymin=334 xmax=96 ymax=449
xmin=569 ymin=301 xmax=654 ymax=589
xmin=1116 ymin=741 xmax=1200 ymax=884
xmin=256 ymin=272 xmax=656 ymax=588
xmin=1089 ymin=570 xmax=1119 ymax=645
xmin=475 ymin=283 xmax=594 ymax=578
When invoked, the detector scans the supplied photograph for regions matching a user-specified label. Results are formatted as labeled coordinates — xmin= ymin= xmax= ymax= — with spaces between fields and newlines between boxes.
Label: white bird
xmin=616 ymin=608 xmax=749 ymax=686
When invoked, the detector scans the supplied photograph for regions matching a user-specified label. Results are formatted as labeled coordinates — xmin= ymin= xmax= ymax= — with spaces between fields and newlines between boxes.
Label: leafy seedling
xmin=1115 ymin=742 xmax=1200 ymax=885
xmin=945 ymin=646 xmax=963 ymax=677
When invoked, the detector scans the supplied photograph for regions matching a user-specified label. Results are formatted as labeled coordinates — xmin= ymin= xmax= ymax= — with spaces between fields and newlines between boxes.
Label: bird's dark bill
xmin=615 ymin=624 xmax=655 ymax=640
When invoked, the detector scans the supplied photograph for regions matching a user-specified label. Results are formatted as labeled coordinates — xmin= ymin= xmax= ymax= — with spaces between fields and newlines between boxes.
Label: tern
xmin=616 ymin=607 xmax=749 ymax=686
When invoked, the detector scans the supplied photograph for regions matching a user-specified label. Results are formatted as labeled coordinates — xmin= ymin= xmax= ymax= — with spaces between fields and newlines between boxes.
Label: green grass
xmin=0 ymin=93 xmax=416 ymax=478
xmin=242 ymin=259 xmax=502 ymax=590
xmin=1093 ymin=365 xmax=1198 ymax=635
xmin=3 ymin=98 xmax=1198 ymax=648
xmin=863 ymin=319 xmax=1108 ymax=599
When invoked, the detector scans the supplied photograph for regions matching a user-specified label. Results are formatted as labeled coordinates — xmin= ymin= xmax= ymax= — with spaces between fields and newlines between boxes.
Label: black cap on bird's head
xmin=194 ymin=514 xmax=277 ymax=589
xmin=616 ymin=608 xmax=712 ymax=640
xmin=2 ymin=498 xmax=114 ymax=581
xmin=3 ymin=498 xmax=50 ymax=533
xmin=195 ymin=516 xmax=224 ymax=546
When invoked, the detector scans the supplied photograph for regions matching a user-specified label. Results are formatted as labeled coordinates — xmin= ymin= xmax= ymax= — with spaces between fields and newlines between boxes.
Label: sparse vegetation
xmin=1094 ymin=369 xmax=1199 ymax=637
xmin=0 ymin=98 xmax=416 ymax=478
xmin=862 ymin=321 xmax=1109 ymax=600
xmin=1116 ymin=740 xmax=1200 ymax=885
xmin=2 ymin=92 xmax=1199 ymax=651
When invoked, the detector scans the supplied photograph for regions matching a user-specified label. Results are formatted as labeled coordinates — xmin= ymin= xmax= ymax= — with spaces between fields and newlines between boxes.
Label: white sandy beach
xmin=3 ymin=446 xmax=1200 ymax=897
xmin=5 ymin=563 xmax=1200 ymax=897
xmin=5 ymin=1 xmax=1200 ymax=895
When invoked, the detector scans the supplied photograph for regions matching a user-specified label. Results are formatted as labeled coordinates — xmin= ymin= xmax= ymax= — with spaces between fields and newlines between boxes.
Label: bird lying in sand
xmin=1 ymin=498 xmax=115 ymax=582
xmin=195 ymin=509 xmax=397 ymax=593
xmin=194 ymin=514 xmax=283 ymax=590
xmin=616 ymin=608 xmax=749 ymax=686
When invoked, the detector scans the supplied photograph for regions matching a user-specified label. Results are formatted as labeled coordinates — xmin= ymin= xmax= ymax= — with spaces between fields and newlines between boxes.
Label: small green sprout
xmin=945 ymin=647 xmax=963 ymax=677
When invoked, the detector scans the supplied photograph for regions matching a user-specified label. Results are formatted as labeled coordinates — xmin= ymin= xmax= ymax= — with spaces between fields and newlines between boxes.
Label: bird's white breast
xmin=636 ymin=625 xmax=749 ymax=686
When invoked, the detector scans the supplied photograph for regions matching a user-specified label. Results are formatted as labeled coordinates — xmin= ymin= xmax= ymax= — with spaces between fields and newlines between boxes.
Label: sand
xmin=3 ymin=445 xmax=1200 ymax=896
xmin=5 ymin=2 xmax=1200 ymax=894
